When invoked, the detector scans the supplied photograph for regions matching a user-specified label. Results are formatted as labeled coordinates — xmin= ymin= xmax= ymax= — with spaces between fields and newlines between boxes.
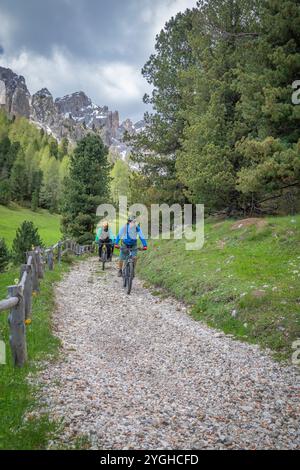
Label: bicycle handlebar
xmin=114 ymin=245 xmax=147 ymax=251
xmin=96 ymin=242 xmax=115 ymax=245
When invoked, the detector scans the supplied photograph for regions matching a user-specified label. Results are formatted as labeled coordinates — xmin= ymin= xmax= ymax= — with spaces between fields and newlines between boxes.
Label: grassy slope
xmin=0 ymin=203 xmax=61 ymax=247
xmin=0 ymin=203 xmax=62 ymax=300
xmin=137 ymin=215 xmax=300 ymax=361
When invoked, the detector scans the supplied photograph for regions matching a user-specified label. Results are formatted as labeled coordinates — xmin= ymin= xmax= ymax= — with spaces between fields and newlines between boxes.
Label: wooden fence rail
xmin=0 ymin=239 xmax=95 ymax=367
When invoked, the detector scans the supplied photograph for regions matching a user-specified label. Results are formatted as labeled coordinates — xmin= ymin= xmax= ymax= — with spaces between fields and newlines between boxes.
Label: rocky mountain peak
xmin=35 ymin=88 xmax=52 ymax=98
xmin=0 ymin=66 xmax=145 ymax=159
xmin=55 ymin=91 xmax=92 ymax=116
xmin=0 ymin=66 xmax=31 ymax=118
xmin=122 ymin=118 xmax=134 ymax=132
xmin=31 ymin=87 xmax=57 ymax=126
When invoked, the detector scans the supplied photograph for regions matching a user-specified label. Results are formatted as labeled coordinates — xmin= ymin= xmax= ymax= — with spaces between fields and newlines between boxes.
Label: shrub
xmin=77 ymin=232 xmax=94 ymax=245
xmin=0 ymin=238 xmax=10 ymax=272
xmin=12 ymin=221 xmax=43 ymax=264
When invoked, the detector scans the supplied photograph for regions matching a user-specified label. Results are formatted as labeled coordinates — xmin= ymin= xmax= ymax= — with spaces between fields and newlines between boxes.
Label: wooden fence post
xmin=57 ymin=242 xmax=62 ymax=264
xmin=47 ymin=249 xmax=54 ymax=271
xmin=28 ymin=251 xmax=39 ymax=293
xmin=7 ymin=285 xmax=27 ymax=367
xmin=36 ymin=248 xmax=44 ymax=279
xmin=20 ymin=264 xmax=32 ymax=320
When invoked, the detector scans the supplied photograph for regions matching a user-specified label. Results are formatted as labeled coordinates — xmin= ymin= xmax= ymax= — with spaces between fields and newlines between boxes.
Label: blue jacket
xmin=115 ymin=224 xmax=147 ymax=247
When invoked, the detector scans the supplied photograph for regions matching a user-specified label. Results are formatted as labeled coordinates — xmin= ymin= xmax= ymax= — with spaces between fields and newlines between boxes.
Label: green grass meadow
xmin=137 ymin=215 xmax=300 ymax=361
xmin=0 ymin=203 xmax=61 ymax=248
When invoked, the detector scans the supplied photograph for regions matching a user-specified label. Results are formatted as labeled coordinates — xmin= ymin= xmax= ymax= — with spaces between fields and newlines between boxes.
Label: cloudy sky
xmin=0 ymin=0 xmax=197 ymax=122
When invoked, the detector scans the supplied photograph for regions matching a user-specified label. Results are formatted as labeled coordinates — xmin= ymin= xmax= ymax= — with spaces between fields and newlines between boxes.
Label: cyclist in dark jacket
xmin=95 ymin=221 xmax=115 ymax=261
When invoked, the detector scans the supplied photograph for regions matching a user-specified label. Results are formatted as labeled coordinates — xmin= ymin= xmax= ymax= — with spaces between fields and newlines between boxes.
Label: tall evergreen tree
xmin=39 ymin=156 xmax=60 ymax=212
xmin=0 ymin=137 xmax=20 ymax=180
xmin=176 ymin=0 xmax=262 ymax=213
xmin=126 ymin=8 xmax=197 ymax=206
xmin=10 ymin=151 xmax=29 ymax=203
xmin=61 ymin=134 xmax=110 ymax=242
xmin=235 ymin=0 xmax=300 ymax=212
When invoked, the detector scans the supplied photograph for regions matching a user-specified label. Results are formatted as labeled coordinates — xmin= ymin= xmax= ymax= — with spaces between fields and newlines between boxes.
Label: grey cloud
xmin=0 ymin=0 xmax=196 ymax=120
xmin=0 ymin=0 xmax=157 ymax=62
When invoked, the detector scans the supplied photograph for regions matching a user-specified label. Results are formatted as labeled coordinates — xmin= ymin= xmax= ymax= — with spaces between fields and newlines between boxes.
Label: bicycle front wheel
xmin=127 ymin=261 xmax=134 ymax=295
xmin=123 ymin=264 xmax=127 ymax=288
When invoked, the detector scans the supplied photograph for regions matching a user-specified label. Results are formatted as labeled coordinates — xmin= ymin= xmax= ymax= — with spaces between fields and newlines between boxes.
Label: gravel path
xmin=35 ymin=257 xmax=299 ymax=449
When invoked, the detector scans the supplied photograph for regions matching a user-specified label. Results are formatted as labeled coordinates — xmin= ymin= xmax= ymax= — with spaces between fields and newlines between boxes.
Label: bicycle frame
xmin=99 ymin=242 xmax=114 ymax=270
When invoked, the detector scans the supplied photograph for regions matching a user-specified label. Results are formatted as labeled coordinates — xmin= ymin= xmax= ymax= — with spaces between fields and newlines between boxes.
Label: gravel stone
xmin=33 ymin=258 xmax=300 ymax=450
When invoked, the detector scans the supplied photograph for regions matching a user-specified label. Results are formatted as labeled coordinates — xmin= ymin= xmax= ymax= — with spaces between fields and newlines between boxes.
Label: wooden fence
xmin=0 ymin=240 xmax=94 ymax=367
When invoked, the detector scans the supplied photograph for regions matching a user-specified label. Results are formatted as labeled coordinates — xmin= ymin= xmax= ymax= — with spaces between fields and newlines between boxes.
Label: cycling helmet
xmin=127 ymin=214 xmax=136 ymax=223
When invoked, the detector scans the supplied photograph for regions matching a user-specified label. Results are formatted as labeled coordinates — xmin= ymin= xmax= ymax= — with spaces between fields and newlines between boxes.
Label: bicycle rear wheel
xmin=102 ymin=249 xmax=107 ymax=270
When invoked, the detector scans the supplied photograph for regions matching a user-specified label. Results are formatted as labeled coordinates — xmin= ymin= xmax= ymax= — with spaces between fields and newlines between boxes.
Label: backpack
xmin=100 ymin=229 xmax=109 ymax=241
xmin=127 ymin=223 xmax=138 ymax=241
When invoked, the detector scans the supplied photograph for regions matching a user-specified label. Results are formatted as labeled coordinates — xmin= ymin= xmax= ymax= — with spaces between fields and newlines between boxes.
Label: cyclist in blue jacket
xmin=115 ymin=215 xmax=147 ymax=277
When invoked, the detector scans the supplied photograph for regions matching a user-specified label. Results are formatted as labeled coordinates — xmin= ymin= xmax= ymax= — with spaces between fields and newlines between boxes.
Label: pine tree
xmin=0 ymin=136 xmax=20 ymax=180
xmin=61 ymin=134 xmax=110 ymax=242
xmin=12 ymin=221 xmax=43 ymax=264
xmin=176 ymin=0 xmax=263 ymax=213
xmin=234 ymin=0 xmax=300 ymax=212
xmin=0 ymin=180 xmax=11 ymax=205
xmin=39 ymin=156 xmax=60 ymax=212
xmin=126 ymin=9 xmax=196 ymax=206
xmin=10 ymin=151 xmax=29 ymax=203
xmin=31 ymin=190 xmax=39 ymax=211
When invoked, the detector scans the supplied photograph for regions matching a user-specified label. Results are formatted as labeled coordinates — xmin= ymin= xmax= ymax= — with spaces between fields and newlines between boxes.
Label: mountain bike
xmin=122 ymin=246 xmax=145 ymax=295
xmin=99 ymin=242 xmax=114 ymax=271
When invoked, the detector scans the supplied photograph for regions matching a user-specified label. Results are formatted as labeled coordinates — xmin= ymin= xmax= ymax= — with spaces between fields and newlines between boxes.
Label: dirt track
xmin=34 ymin=257 xmax=300 ymax=449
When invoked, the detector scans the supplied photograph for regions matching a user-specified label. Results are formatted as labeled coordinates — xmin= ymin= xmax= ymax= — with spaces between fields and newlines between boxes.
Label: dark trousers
xmin=99 ymin=240 xmax=112 ymax=260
